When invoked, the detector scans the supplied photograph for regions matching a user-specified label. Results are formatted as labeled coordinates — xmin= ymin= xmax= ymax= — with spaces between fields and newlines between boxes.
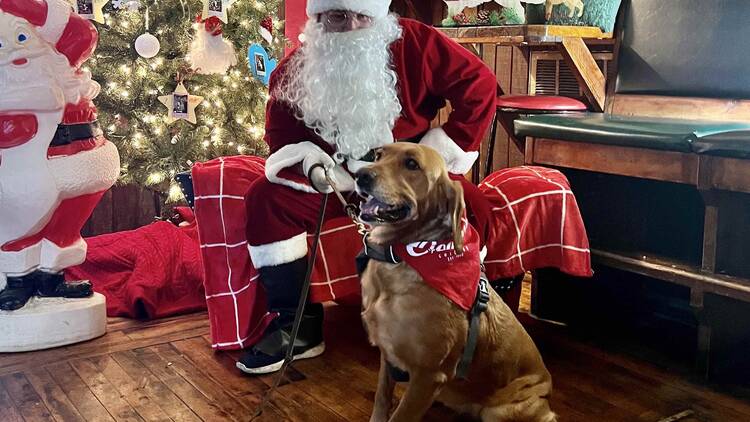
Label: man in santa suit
xmin=238 ymin=0 xmax=498 ymax=374
xmin=0 ymin=0 xmax=120 ymax=310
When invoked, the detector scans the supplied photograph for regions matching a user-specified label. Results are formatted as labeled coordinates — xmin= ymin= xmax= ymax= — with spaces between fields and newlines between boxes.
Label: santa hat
xmin=0 ymin=0 xmax=98 ymax=68
xmin=306 ymin=0 xmax=392 ymax=19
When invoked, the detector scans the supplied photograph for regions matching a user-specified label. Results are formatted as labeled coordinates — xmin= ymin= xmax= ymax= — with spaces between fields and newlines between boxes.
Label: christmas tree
xmin=84 ymin=0 xmax=282 ymax=201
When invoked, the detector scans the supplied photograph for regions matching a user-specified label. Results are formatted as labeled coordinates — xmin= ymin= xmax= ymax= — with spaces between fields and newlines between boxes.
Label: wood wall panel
xmin=508 ymin=46 xmax=530 ymax=167
xmin=82 ymin=185 xmax=162 ymax=237
xmin=432 ymin=42 xmax=531 ymax=177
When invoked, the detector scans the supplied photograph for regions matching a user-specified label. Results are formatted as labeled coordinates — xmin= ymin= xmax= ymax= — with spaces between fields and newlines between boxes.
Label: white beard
xmin=276 ymin=14 xmax=403 ymax=161
xmin=0 ymin=48 xmax=99 ymax=111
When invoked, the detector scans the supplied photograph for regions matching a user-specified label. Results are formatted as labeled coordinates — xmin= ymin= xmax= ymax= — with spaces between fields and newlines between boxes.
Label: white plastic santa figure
xmin=237 ymin=0 xmax=499 ymax=375
xmin=0 ymin=0 xmax=120 ymax=311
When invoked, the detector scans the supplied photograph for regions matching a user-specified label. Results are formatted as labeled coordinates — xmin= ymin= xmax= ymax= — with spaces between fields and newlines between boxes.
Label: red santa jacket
xmin=264 ymin=18 xmax=500 ymax=193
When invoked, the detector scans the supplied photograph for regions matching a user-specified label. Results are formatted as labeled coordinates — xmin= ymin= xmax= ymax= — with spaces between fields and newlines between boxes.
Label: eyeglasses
xmin=320 ymin=10 xmax=373 ymax=30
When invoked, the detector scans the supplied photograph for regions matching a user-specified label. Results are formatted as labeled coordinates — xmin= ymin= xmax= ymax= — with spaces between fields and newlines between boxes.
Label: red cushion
xmin=496 ymin=95 xmax=588 ymax=111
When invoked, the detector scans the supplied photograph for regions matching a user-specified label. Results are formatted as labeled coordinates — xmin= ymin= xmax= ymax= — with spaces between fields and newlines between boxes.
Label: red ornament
xmin=452 ymin=12 xmax=470 ymax=25
xmin=261 ymin=16 xmax=273 ymax=36
xmin=195 ymin=13 xmax=223 ymax=36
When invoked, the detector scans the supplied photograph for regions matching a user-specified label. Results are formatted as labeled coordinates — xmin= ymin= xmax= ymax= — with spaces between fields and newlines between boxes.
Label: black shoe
xmin=34 ymin=271 xmax=93 ymax=298
xmin=236 ymin=339 xmax=326 ymax=375
xmin=0 ymin=276 xmax=35 ymax=311
xmin=237 ymin=302 xmax=325 ymax=375
xmin=238 ymin=258 xmax=325 ymax=375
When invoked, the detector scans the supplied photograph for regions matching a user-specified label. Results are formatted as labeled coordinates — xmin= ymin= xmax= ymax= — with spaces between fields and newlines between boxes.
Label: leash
xmin=251 ymin=188 xmax=330 ymax=420
xmin=324 ymin=172 xmax=369 ymax=236
xmin=252 ymin=167 xmax=369 ymax=419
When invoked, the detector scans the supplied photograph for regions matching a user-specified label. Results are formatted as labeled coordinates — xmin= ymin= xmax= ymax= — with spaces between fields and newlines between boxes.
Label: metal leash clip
xmin=324 ymin=171 xmax=369 ymax=236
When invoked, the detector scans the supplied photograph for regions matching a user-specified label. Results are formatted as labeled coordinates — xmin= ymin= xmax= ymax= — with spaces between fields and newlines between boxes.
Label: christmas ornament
xmin=158 ymin=82 xmax=204 ymax=125
xmin=259 ymin=16 xmax=273 ymax=44
xmin=443 ymin=0 xmax=546 ymax=24
xmin=545 ymin=0 xmax=584 ymax=20
xmin=73 ymin=0 xmax=109 ymax=24
xmin=476 ymin=10 xmax=491 ymax=24
xmin=187 ymin=14 xmax=237 ymax=75
xmin=247 ymin=43 xmax=277 ymax=86
xmin=202 ymin=0 xmax=236 ymax=24
xmin=134 ymin=8 xmax=160 ymax=59
xmin=112 ymin=0 xmax=140 ymax=10
xmin=135 ymin=32 xmax=160 ymax=58
xmin=452 ymin=12 xmax=470 ymax=24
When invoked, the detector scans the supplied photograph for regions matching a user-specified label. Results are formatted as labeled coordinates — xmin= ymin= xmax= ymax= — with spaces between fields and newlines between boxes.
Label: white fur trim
xmin=49 ymin=141 xmax=121 ymax=200
xmin=248 ymin=232 xmax=308 ymax=268
xmin=306 ymin=0 xmax=391 ymax=18
xmin=419 ymin=127 xmax=479 ymax=175
xmin=40 ymin=237 xmax=87 ymax=272
xmin=265 ymin=142 xmax=326 ymax=194
xmin=0 ymin=243 xmax=41 ymax=276
xmin=38 ymin=0 xmax=73 ymax=44
xmin=0 ymin=238 xmax=86 ymax=277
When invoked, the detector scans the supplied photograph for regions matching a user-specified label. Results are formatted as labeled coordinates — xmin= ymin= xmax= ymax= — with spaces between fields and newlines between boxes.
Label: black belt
xmin=355 ymin=234 xmax=490 ymax=381
xmin=51 ymin=121 xmax=101 ymax=146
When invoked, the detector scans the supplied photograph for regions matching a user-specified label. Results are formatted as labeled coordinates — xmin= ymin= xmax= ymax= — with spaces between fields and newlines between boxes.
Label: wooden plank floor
xmin=2 ymin=306 xmax=750 ymax=421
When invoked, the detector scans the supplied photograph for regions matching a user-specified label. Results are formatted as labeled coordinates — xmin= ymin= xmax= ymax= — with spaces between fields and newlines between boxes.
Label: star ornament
xmin=158 ymin=83 xmax=204 ymax=125
xmin=202 ymin=0 xmax=237 ymax=24
xmin=73 ymin=0 xmax=110 ymax=24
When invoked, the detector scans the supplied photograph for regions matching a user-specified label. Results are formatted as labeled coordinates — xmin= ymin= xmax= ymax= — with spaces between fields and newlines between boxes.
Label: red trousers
xmin=245 ymin=175 xmax=492 ymax=268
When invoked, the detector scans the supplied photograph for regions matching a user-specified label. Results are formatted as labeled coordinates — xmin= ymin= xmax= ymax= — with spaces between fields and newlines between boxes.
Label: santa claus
xmin=237 ymin=0 xmax=499 ymax=374
xmin=0 ymin=0 xmax=120 ymax=311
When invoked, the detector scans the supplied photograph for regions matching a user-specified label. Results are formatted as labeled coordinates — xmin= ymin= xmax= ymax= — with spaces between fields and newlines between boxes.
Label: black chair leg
xmin=482 ymin=112 xmax=500 ymax=183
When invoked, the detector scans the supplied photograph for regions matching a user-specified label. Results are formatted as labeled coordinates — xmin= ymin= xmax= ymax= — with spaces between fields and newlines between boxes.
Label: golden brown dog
xmin=355 ymin=143 xmax=556 ymax=422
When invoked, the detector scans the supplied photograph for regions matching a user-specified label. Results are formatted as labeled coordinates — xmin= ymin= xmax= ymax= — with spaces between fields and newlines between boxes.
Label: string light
xmin=88 ymin=0 xmax=277 ymax=199
xmin=168 ymin=183 xmax=184 ymax=202
xmin=147 ymin=172 xmax=166 ymax=185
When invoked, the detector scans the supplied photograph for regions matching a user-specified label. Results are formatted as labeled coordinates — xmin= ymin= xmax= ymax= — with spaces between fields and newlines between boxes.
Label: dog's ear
xmin=445 ymin=178 xmax=465 ymax=254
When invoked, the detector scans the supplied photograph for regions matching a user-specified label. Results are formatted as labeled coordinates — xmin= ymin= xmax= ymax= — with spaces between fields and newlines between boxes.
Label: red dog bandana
xmin=393 ymin=220 xmax=481 ymax=312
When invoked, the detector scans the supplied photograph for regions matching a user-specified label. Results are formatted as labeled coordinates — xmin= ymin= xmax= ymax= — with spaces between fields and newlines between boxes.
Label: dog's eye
xmin=405 ymin=158 xmax=420 ymax=170
xmin=374 ymin=151 xmax=382 ymax=161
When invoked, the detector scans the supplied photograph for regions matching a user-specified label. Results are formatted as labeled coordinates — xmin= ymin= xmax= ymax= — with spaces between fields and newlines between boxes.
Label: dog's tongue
xmin=361 ymin=198 xmax=392 ymax=216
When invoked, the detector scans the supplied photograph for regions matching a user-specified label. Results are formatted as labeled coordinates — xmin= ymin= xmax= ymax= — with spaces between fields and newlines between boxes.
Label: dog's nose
xmin=356 ymin=169 xmax=376 ymax=191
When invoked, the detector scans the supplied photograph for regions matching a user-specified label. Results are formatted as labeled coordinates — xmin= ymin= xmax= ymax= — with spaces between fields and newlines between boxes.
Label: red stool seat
xmin=496 ymin=95 xmax=588 ymax=112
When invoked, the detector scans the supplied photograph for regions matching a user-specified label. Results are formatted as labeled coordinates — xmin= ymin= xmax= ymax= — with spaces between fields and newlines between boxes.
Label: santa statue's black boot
xmin=236 ymin=258 xmax=325 ymax=375
xmin=0 ymin=275 xmax=36 ymax=311
xmin=34 ymin=271 xmax=93 ymax=298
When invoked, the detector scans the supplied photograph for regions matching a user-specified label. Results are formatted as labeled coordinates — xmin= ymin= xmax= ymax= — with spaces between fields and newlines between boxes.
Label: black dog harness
xmin=356 ymin=235 xmax=491 ymax=381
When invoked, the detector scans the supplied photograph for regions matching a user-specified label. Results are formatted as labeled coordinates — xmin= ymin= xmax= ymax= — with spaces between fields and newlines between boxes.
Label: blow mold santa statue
xmin=0 ymin=0 xmax=119 ymax=348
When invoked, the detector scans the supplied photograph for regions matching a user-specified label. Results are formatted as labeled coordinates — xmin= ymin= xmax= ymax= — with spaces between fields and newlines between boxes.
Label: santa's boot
xmin=34 ymin=271 xmax=93 ymax=298
xmin=0 ymin=275 xmax=36 ymax=311
xmin=236 ymin=258 xmax=325 ymax=375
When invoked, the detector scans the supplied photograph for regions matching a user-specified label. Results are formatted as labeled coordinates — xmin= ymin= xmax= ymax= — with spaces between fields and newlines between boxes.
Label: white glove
xmin=305 ymin=163 xmax=356 ymax=194
xmin=302 ymin=149 xmax=336 ymax=193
